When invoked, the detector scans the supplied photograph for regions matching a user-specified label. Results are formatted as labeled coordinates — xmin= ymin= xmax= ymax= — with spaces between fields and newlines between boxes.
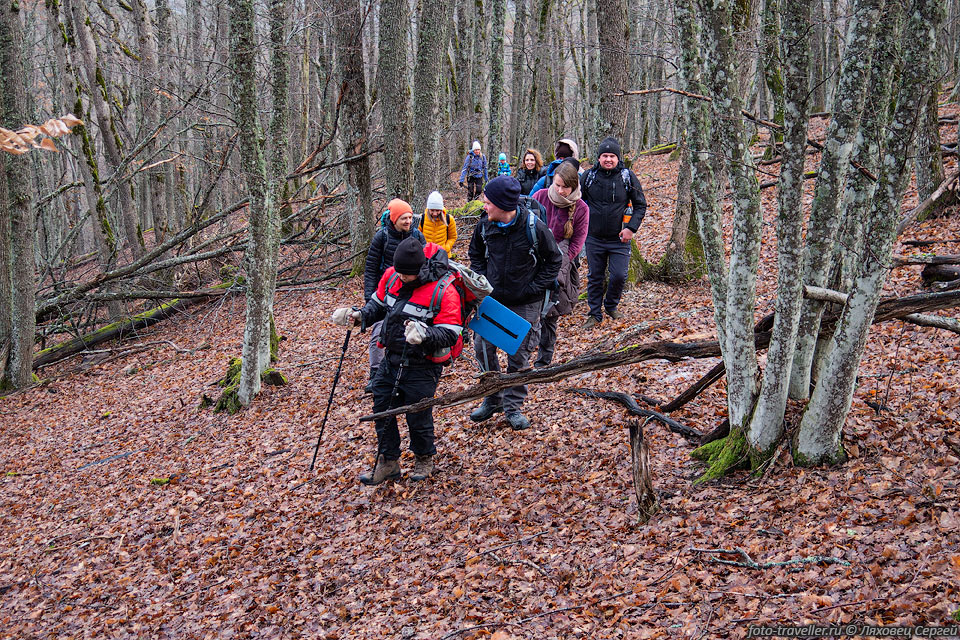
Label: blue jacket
xmin=459 ymin=152 xmax=488 ymax=182
xmin=529 ymin=158 xmax=566 ymax=196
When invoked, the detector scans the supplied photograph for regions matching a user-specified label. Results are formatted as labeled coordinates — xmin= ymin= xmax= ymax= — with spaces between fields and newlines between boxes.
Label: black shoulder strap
xmin=428 ymin=272 xmax=457 ymax=320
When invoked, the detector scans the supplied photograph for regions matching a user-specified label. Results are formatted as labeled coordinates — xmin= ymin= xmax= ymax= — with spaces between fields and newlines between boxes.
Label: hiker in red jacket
xmin=332 ymin=238 xmax=462 ymax=485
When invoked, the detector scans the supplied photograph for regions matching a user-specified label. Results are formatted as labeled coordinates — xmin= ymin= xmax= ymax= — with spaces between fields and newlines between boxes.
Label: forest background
xmin=1 ymin=0 xmax=959 ymax=636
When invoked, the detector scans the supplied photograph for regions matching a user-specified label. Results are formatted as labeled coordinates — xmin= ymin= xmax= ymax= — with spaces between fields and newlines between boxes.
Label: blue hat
xmin=499 ymin=153 xmax=507 ymax=162
xmin=484 ymin=176 xmax=521 ymax=211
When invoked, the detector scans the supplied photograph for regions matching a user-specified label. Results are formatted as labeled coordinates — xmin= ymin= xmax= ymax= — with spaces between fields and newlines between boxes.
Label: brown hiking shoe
xmin=359 ymin=455 xmax=401 ymax=486
xmin=582 ymin=316 xmax=600 ymax=330
xmin=605 ymin=306 xmax=621 ymax=320
xmin=410 ymin=455 xmax=434 ymax=481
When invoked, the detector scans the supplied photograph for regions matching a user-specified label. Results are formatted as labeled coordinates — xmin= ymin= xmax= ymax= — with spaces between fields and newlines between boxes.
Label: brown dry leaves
xmin=0 ymin=108 xmax=958 ymax=638
xmin=0 ymin=114 xmax=83 ymax=155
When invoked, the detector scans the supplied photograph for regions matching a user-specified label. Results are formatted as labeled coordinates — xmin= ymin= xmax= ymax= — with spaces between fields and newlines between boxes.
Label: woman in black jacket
xmin=515 ymin=148 xmax=543 ymax=195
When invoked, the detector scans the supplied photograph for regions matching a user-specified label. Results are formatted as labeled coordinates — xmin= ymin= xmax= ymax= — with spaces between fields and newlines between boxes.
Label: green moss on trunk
xmin=269 ymin=314 xmax=281 ymax=363
xmin=691 ymin=429 xmax=749 ymax=484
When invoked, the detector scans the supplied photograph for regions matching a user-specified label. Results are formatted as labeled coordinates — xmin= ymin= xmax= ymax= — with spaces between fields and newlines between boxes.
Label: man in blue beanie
xmin=580 ymin=136 xmax=647 ymax=329
xmin=466 ymin=176 xmax=562 ymax=431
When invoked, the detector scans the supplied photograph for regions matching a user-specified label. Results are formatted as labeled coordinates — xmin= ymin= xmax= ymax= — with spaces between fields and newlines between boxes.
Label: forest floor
xmin=1 ymin=111 xmax=959 ymax=638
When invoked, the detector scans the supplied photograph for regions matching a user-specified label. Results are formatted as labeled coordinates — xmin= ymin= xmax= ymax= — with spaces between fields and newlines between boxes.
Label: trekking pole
xmin=309 ymin=327 xmax=352 ymax=472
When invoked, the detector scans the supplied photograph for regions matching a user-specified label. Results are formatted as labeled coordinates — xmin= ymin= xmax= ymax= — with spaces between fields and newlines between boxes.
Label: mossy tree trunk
xmin=789 ymin=0 xmax=882 ymax=401
xmin=796 ymin=0 xmax=946 ymax=465
xmin=745 ymin=0 xmax=811 ymax=463
xmin=229 ymin=0 xmax=278 ymax=407
xmin=1 ymin=1 xmax=37 ymax=388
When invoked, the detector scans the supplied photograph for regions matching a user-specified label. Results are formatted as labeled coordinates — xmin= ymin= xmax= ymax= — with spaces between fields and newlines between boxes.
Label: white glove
xmin=404 ymin=320 xmax=427 ymax=345
xmin=331 ymin=307 xmax=361 ymax=326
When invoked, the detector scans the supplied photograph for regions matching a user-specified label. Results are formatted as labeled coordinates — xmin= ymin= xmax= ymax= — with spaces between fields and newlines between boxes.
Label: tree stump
xmin=629 ymin=419 xmax=658 ymax=523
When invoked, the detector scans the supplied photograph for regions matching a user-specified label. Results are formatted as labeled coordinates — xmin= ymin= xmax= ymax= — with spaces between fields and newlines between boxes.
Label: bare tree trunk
xmin=486 ymin=0 xmax=507 ymax=155
xmin=413 ymin=0 xmax=451 ymax=211
xmin=229 ymin=0 xmax=277 ymax=406
xmin=789 ymin=0 xmax=882 ymax=401
xmin=529 ymin=0 xmax=554 ymax=155
xmin=596 ymin=0 xmax=630 ymax=140
xmin=68 ymin=0 xmax=143 ymax=262
xmin=832 ymin=7 xmax=902 ymax=296
xmin=915 ymin=81 xmax=946 ymax=203
xmin=676 ymin=0 xmax=728 ymax=348
xmin=132 ymin=0 xmax=167 ymax=256
xmin=746 ymin=0 xmax=811 ymax=459
xmin=0 ymin=1 xmax=36 ymax=387
xmin=470 ymin=0 xmax=489 ymax=143
xmin=586 ymin=0 xmax=600 ymax=155
xmin=700 ymin=0 xmax=764 ymax=430
xmin=508 ymin=0 xmax=528 ymax=158
xmin=336 ymin=0 xmax=375 ymax=274
xmin=796 ymin=0 xmax=945 ymax=464
xmin=378 ymin=0 xmax=413 ymax=201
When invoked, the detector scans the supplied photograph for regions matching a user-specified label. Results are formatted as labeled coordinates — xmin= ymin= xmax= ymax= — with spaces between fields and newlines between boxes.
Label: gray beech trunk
xmin=336 ymin=0 xmax=374 ymax=274
xmin=508 ymin=0 xmax=528 ymax=158
xmin=596 ymin=0 xmax=630 ymax=140
xmin=746 ymin=0 xmax=812 ymax=458
xmin=487 ymin=0 xmax=507 ymax=156
xmin=789 ymin=0 xmax=882 ymax=401
xmin=378 ymin=0 xmax=413 ymax=201
xmin=1 ymin=1 xmax=36 ymax=387
xmin=230 ymin=0 xmax=277 ymax=406
xmin=413 ymin=0 xmax=451 ymax=210
xmin=796 ymin=0 xmax=945 ymax=464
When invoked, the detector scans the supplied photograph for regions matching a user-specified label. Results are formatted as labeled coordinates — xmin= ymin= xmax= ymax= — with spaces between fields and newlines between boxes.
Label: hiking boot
xmin=582 ymin=316 xmax=601 ymax=330
xmin=410 ymin=455 xmax=434 ymax=481
xmin=363 ymin=380 xmax=374 ymax=394
xmin=359 ymin=455 xmax=400 ymax=486
xmin=605 ymin=306 xmax=621 ymax=320
xmin=505 ymin=411 xmax=531 ymax=431
xmin=470 ymin=398 xmax=504 ymax=422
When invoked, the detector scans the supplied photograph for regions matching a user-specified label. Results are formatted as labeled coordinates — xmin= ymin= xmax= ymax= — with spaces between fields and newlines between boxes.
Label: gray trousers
xmin=473 ymin=300 xmax=542 ymax=412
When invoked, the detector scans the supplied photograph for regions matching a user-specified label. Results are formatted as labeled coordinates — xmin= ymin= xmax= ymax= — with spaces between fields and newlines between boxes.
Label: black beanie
xmin=392 ymin=237 xmax=425 ymax=275
xmin=597 ymin=136 xmax=622 ymax=160
xmin=484 ymin=175 xmax=522 ymax=211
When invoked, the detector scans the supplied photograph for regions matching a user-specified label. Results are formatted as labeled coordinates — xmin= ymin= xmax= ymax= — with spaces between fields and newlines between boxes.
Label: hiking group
xmin=332 ymin=135 xmax=647 ymax=484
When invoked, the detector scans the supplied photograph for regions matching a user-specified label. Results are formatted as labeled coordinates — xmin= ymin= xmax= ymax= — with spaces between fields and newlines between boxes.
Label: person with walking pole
xmin=331 ymin=238 xmax=463 ymax=485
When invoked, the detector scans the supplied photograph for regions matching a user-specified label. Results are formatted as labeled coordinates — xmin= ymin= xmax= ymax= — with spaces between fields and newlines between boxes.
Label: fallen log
xmin=358 ymin=289 xmax=960 ymax=422
xmin=894 ymin=253 xmax=960 ymax=266
xmin=922 ymin=264 xmax=960 ymax=284
xmin=896 ymin=168 xmax=960 ymax=235
xmin=567 ymin=388 xmax=702 ymax=440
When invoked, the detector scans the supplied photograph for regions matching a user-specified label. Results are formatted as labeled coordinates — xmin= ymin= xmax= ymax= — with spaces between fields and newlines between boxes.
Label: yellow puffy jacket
xmin=419 ymin=210 xmax=457 ymax=255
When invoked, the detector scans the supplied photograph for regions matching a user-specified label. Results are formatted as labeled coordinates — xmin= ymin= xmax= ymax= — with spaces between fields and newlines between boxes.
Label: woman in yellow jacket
xmin=418 ymin=191 xmax=457 ymax=255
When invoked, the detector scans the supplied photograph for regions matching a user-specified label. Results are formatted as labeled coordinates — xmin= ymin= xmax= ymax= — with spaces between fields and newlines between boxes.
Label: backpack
xmin=582 ymin=166 xmax=637 ymax=222
xmin=384 ymin=262 xmax=493 ymax=365
xmin=418 ymin=211 xmax=449 ymax=229
xmin=479 ymin=196 xmax=547 ymax=267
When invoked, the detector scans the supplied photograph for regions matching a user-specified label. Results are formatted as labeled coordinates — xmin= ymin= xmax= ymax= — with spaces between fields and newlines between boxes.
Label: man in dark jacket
xmin=467 ymin=176 xmax=562 ymax=430
xmin=580 ymin=137 xmax=647 ymax=329
xmin=362 ymin=199 xmax=426 ymax=390
xmin=332 ymin=238 xmax=463 ymax=485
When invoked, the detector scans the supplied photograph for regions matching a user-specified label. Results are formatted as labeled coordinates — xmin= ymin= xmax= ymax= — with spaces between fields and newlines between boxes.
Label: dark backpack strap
xmin=428 ymin=272 xmax=457 ymax=320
